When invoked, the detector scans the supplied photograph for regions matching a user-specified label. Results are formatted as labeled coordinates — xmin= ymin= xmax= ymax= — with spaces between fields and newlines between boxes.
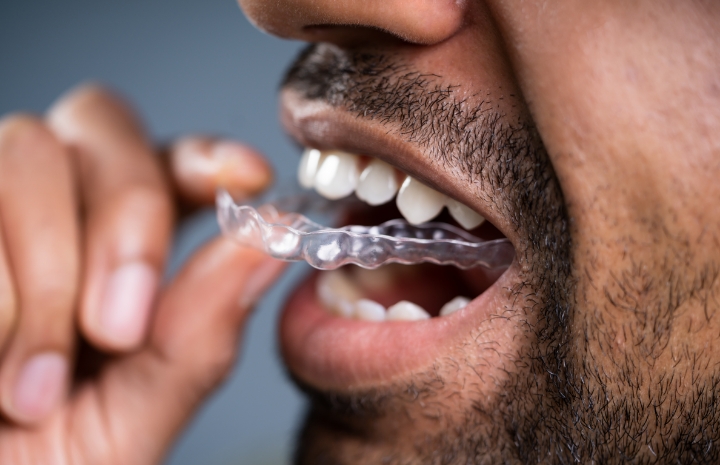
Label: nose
xmin=238 ymin=0 xmax=467 ymax=45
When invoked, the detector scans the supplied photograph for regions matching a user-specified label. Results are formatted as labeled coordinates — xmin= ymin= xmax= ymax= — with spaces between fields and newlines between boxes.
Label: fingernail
xmin=212 ymin=141 xmax=272 ymax=193
xmin=99 ymin=261 xmax=158 ymax=348
xmin=12 ymin=352 xmax=67 ymax=422
xmin=239 ymin=259 xmax=285 ymax=309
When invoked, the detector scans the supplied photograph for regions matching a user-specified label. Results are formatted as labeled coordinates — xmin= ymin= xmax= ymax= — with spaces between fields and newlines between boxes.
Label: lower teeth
xmin=316 ymin=269 xmax=470 ymax=322
xmin=354 ymin=299 xmax=386 ymax=321
xmin=386 ymin=301 xmax=431 ymax=321
xmin=439 ymin=296 xmax=471 ymax=316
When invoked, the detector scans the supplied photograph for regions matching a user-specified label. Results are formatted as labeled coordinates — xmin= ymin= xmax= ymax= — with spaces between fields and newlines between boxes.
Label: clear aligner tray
xmin=216 ymin=189 xmax=514 ymax=270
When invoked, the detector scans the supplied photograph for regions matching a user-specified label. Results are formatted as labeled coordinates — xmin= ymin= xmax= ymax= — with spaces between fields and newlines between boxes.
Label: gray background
xmin=0 ymin=1 xmax=308 ymax=464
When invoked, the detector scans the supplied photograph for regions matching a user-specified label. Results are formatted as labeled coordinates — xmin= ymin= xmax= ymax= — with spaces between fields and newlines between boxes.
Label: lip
xmin=277 ymin=87 xmax=524 ymax=391
xmin=280 ymin=263 xmax=520 ymax=390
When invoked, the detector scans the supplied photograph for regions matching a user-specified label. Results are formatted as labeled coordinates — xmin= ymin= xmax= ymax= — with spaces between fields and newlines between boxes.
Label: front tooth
xmin=353 ymin=299 xmax=386 ymax=321
xmin=355 ymin=159 xmax=399 ymax=206
xmin=396 ymin=176 xmax=447 ymax=225
xmin=447 ymin=199 xmax=485 ymax=230
xmin=298 ymin=148 xmax=324 ymax=189
xmin=314 ymin=151 xmax=360 ymax=200
xmin=316 ymin=271 xmax=362 ymax=317
xmin=439 ymin=296 xmax=471 ymax=317
xmin=386 ymin=300 xmax=431 ymax=321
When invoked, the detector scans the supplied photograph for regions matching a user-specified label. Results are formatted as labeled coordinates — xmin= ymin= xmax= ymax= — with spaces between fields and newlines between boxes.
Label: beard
xmin=280 ymin=43 xmax=720 ymax=464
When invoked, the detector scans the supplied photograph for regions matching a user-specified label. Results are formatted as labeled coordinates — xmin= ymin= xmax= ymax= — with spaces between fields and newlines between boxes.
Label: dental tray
xmin=216 ymin=189 xmax=514 ymax=270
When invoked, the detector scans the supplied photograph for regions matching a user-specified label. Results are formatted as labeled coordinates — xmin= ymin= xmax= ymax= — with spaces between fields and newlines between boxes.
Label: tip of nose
xmin=239 ymin=0 xmax=467 ymax=46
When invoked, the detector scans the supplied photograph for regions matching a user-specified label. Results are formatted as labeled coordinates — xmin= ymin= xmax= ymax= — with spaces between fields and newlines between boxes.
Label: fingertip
xmin=238 ymin=256 xmax=287 ymax=310
xmin=1 ymin=351 xmax=68 ymax=425
xmin=152 ymin=237 xmax=286 ymax=352
xmin=171 ymin=137 xmax=273 ymax=205
xmin=214 ymin=140 xmax=273 ymax=194
xmin=93 ymin=240 xmax=286 ymax=439
xmin=172 ymin=237 xmax=274 ymax=285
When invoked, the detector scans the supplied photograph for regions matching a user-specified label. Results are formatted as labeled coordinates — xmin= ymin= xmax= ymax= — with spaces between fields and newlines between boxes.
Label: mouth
xmin=278 ymin=88 xmax=523 ymax=391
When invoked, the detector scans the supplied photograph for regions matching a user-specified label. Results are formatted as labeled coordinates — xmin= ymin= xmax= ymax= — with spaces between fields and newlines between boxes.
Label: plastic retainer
xmin=217 ymin=189 xmax=515 ymax=270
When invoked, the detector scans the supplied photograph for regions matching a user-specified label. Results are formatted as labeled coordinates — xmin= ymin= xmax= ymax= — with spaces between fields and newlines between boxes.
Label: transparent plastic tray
xmin=216 ymin=189 xmax=514 ymax=270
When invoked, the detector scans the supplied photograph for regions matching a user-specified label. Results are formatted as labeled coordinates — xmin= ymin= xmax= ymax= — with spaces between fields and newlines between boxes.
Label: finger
xmin=0 ymin=225 xmax=18 ymax=354
xmin=48 ymin=84 xmax=172 ymax=352
xmin=168 ymin=136 xmax=273 ymax=208
xmin=89 ymin=239 xmax=284 ymax=464
xmin=0 ymin=115 xmax=79 ymax=424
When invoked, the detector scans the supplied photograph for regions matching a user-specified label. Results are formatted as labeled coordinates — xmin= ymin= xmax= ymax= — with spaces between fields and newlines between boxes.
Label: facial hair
xmin=280 ymin=43 xmax=720 ymax=464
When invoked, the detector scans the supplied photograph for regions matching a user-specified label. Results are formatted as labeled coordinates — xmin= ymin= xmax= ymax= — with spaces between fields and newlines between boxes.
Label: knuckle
xmin=64 ymin=82 xmax=115 ymax=104
xmin=50 ymin=82 xmax=130 ymax=126
xmin=0 ymin=114 xmax=65 ymax=172
xmin=0 ymin=114 xmax=52 ymax=149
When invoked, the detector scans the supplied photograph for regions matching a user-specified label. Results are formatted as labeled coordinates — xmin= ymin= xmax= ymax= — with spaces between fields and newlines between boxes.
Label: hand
xmin=0 ymin=84 xmax=284 ymax=464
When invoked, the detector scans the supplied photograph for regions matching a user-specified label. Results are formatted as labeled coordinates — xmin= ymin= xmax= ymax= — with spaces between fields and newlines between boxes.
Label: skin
xmin=250 ymin=0 xmax=720 ymax=462
xmin=0 ymin=1 xmax=718 ymax=464
xmin=0 ymin=87 xmax=283 ymax=463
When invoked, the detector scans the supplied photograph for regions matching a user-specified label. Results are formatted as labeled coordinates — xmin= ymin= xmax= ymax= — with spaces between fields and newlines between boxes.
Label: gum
xmin=216 ymin=189 xmax=514 ymax=270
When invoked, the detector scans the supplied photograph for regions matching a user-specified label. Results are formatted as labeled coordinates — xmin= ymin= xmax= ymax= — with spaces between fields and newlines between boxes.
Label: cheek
xmin=563 ymin=154 xmax=720 ymax=396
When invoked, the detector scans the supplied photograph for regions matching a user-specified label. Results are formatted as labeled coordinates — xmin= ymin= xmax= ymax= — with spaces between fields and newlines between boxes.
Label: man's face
xmin=240 ymin=1 xmax=720 ymax=462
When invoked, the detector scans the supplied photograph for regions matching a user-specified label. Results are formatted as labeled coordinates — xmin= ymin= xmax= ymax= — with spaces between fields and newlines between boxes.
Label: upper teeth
xmin=356 ymin=158 xmax=399 ymax=206
xmin=445 ymin=199 xmax=485 ymax=230
xmin=396 ymin=176 xmax=447 ymax=225
xmin=313 ymin=150 xmax=360 ymax=200
xmin=298 ymin=148 xmax=323 ymax=189
xmin=298 ymin=148 xmax=485 ymax=229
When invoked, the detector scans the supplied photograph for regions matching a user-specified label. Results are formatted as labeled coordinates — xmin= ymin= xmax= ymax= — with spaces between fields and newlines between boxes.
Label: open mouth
xmin=246 ymin=86 xmax=528 ymax=391
xmin=218 ymin=146 xmax=514 ymax=323
xmin=296 ymin=147 xmax=511 ymax=322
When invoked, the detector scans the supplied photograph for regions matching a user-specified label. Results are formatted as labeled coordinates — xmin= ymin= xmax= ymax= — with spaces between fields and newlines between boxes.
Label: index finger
xmin=48 ymin=85 xmax=172 ymax=352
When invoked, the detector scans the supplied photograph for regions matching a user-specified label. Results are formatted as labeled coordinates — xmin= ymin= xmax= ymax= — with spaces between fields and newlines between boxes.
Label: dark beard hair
xmin=280 ymin=43 xmax=720 ymax=464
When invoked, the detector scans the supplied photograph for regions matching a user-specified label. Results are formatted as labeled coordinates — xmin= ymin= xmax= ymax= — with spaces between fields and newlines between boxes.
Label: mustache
xmin=281 ymin=43 xmax=569 ymax=262
xmin=281 ymin=43 xmax=509 ymax=189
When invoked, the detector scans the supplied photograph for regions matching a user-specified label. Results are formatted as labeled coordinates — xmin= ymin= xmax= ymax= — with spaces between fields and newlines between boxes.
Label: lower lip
xmin=279 ymin=262 xmax=520 ymax=390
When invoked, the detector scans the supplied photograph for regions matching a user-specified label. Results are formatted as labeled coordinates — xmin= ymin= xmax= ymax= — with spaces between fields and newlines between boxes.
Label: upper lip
xmin=279 ymin=87 xmax=518 ymax=246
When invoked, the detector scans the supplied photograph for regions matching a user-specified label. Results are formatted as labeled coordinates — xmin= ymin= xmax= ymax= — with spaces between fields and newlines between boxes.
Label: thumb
xmin=167 ymin=136 xmax=273 ymax=209
xmin=92 ymin=238 xmax=285 ymax=465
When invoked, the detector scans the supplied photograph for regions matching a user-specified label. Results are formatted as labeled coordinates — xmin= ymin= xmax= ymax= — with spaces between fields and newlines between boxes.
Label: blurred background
xmin=0 ymin=1 xmax=307 ymax=464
